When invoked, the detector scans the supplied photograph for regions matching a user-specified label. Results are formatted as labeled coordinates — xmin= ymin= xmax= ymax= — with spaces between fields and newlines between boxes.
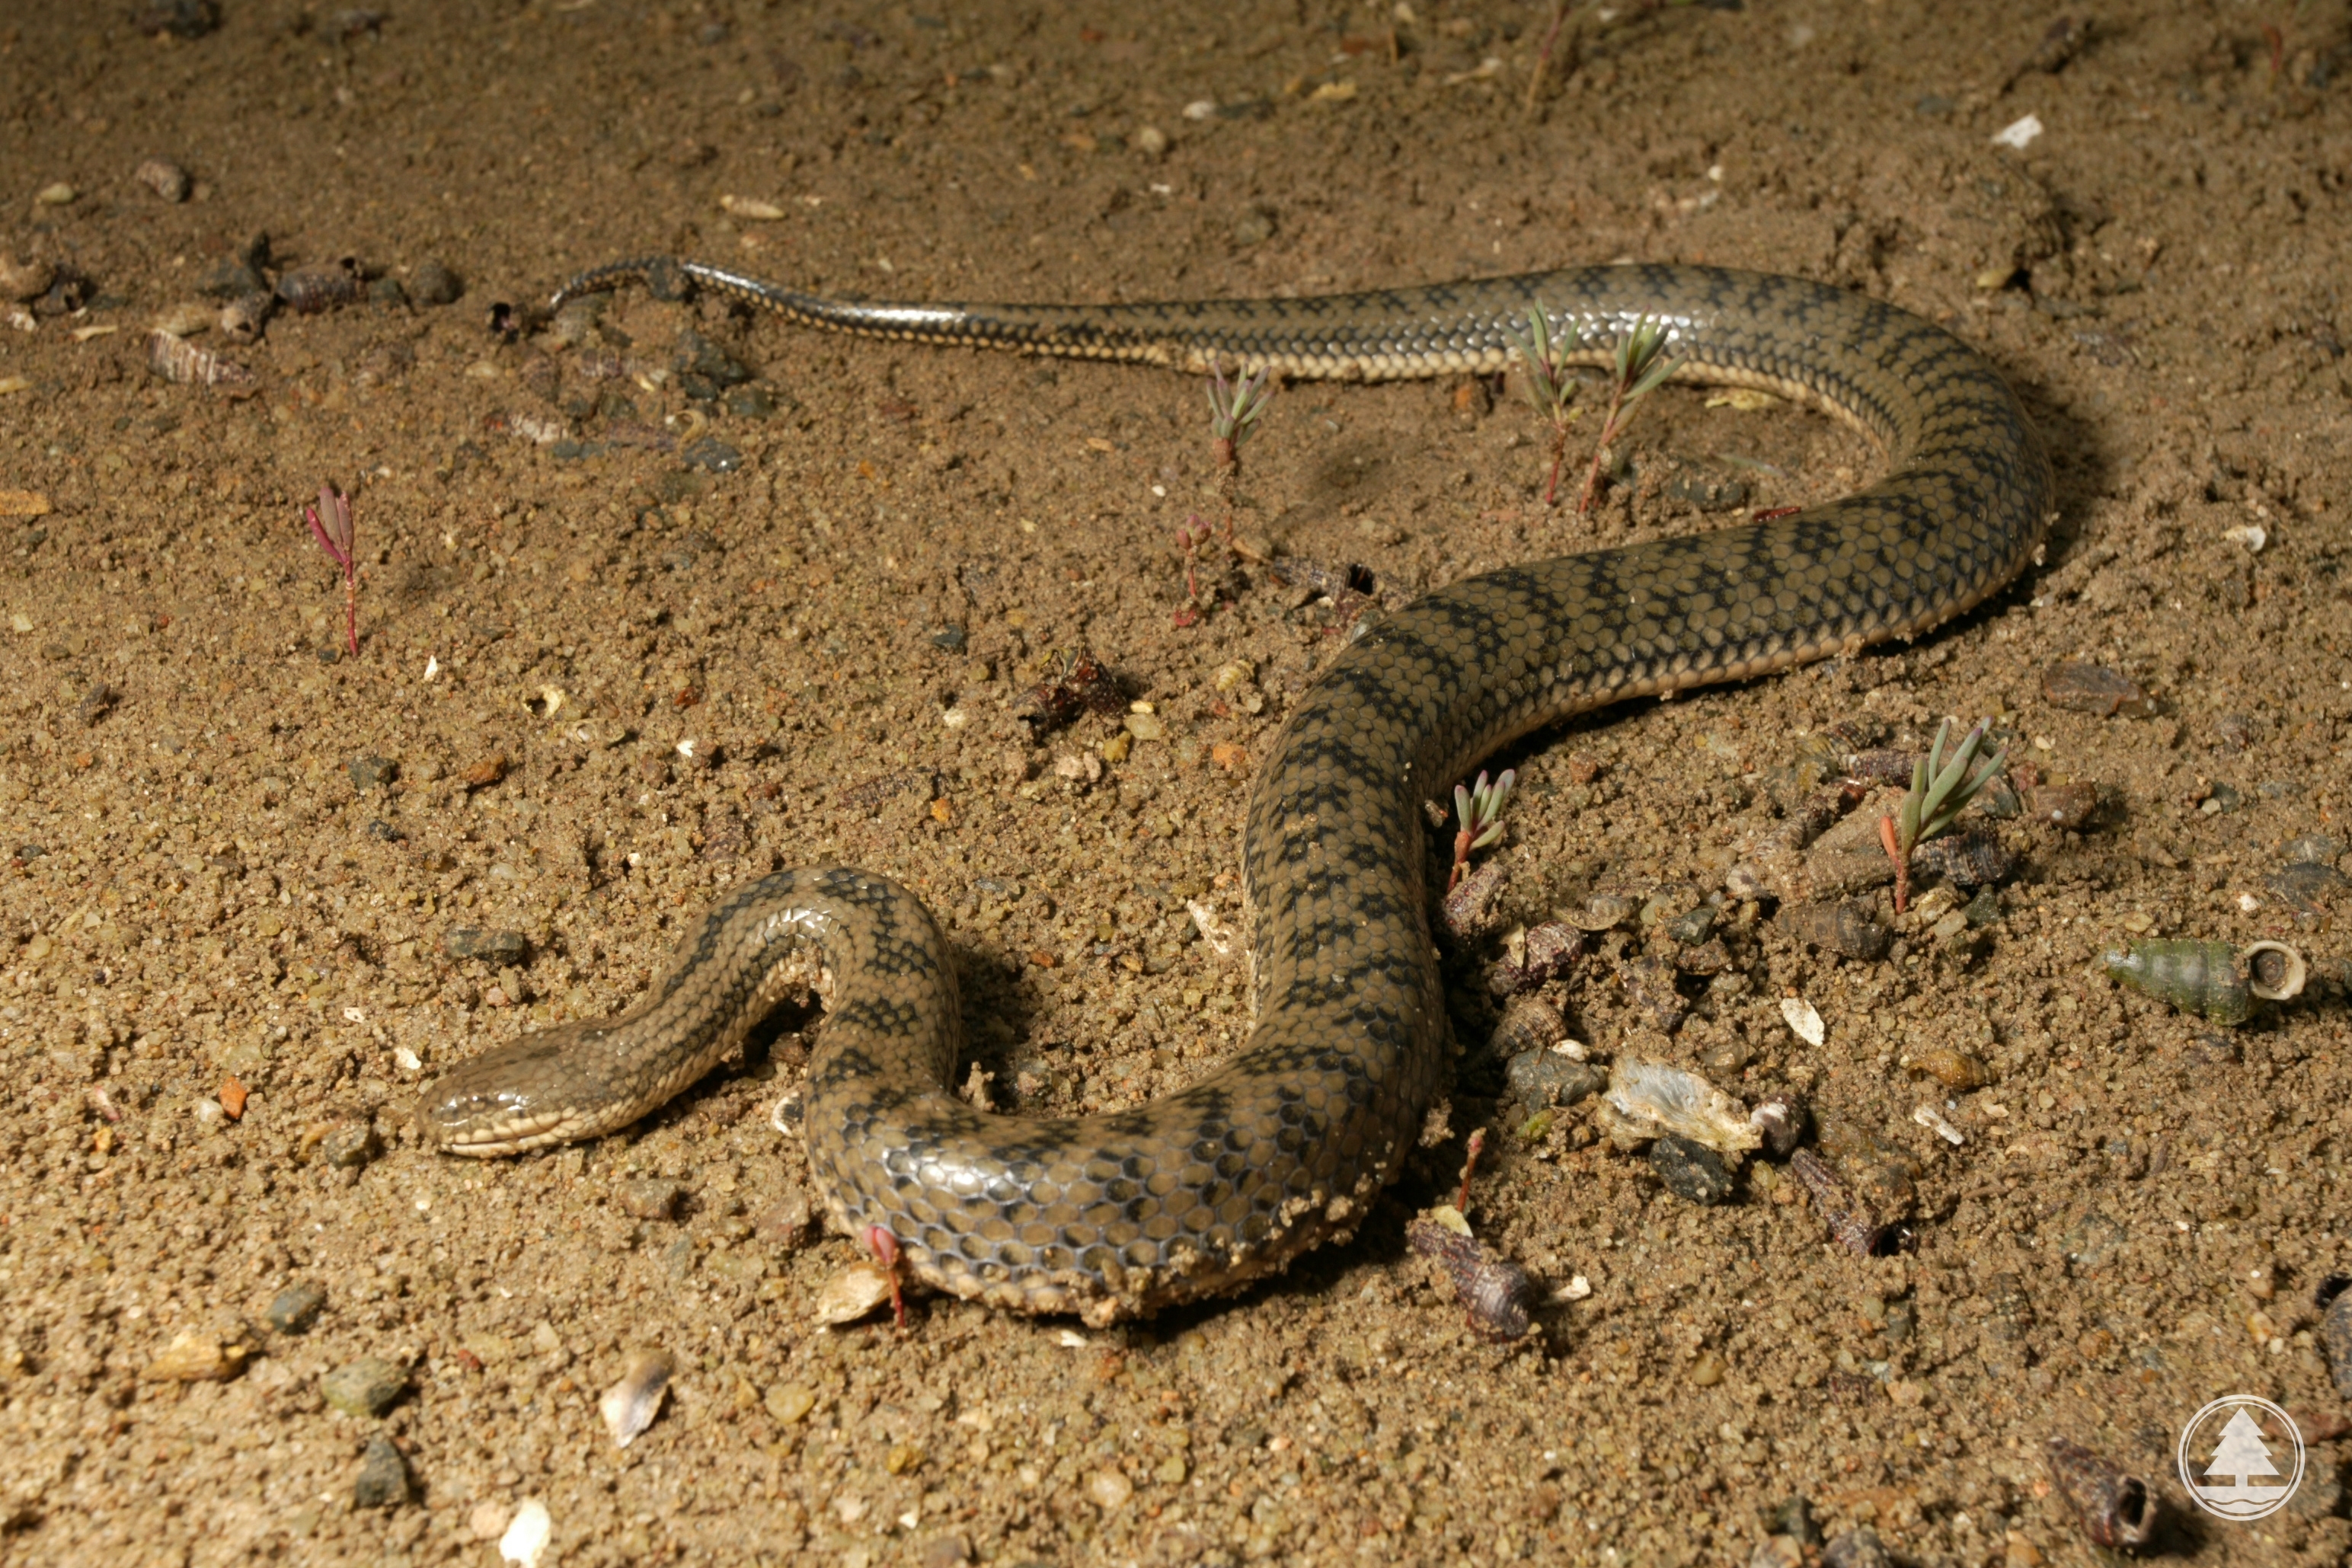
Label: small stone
xmin=721 ymin=384 xmax=778 ymax=419
xmin=1504 ymin=1048 xmax=1604 ymax=1110
xmin=368 ymin=276 xmax=407 ymax=309
xmin=1648 ymin=1135 xmax=1737 ymax=1205
xmin=616 ymin=1177 xmax=685 ymax=1220
xmin=1686 ymin=1351 xmax=1725 ymax=1387
xmin=321 ymin=1357 xmax=407 ymax=1418
xmin=919 ymin=1536 xmax=972 ymax=1568
xmin=1750 ymin=1095 xmax=1807 ymax=1158
xmin=35 ymin=183 xmax=77 ymax=207
xmin=133 ymin=0 xmax=220 ymax=38
xmin=1821 ymin=1527 xmax=1890 ymax=1568
xmin=1087 ymin=1467 xmax=1134 ymax=1510
xmin=345 ymin=754 xmax=398 ymax=792
xmin=136 ymin=158 xmax=192 ymax=203
xmin=0 ymin=256 xmax=54 ymax=304
xmin=1664 ymin=906 xmax=1718 ymax=946
xmin=765 ymin=1382 xmax=817 ymax=1424
xmin=1131 ymin=124 xmax=1168 ymax=156
xmin=1231 ymin=208 xmax=1275 ymax=247
xmin=682 ymin=436 xmax=742 ymax=472
xmin=2026 ymin=782 xmax=2098 ymax=829
xmin=753 ymin=1190 xmax=813 ymax=1247
xmin=320 ymin=1123 xmax=379 ymax=1170
xmin=411 ymin=260 xmax=463 ymax=306
xmin=1664 ymin=471 xmax=1748 ymax=511
xmin=2040 ymin=660 xmax=2153 ymax=718
xmin=468 ymin=1501 xmax=511 ymax=1541
xmin=443 ymin=927 xmax=529 ymax=961
xmin=142 ymin=1330 xmax=248 ymax=1383
xmin=352 ymin=1435 xmax=412 ymax=1509
xmin=2322 ymin=1286 xmax=2352 ymax=1400
xmin=886 ymin=1442 xmax=924 ymax=1475
xmin=1155 ymin=1455 xmax=1189 ymax=1485
xmin=267 ymin=1282 xmax=328 ymax=1333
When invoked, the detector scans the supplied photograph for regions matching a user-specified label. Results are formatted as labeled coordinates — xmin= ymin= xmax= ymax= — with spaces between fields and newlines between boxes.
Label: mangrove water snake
xmin=420 ymin=259 xmax=2052 ymax=1324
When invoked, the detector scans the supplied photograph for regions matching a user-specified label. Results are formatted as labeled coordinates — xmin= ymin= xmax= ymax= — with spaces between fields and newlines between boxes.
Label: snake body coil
xmin=422 ymin=260 xmax=2051 ymax=1324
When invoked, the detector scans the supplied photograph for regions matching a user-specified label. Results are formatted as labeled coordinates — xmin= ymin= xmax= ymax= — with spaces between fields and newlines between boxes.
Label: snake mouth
xmin=416 ymin=1087 xmax=588 ymax=1158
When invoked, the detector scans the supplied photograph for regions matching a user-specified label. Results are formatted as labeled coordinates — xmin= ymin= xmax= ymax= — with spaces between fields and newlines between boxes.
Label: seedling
xmin=1577 ymin=315 xmax=1683 ymax=516
xmin=1449 ymin=767 xmax=1516 ymax=891
xmin=304 ymin=481 xmax=360 ymax=657
xmin=1206 ymin=360 xmax=1276 ymax=479
xmin=1877 ymin=719 xmax=2007 ymax=912
xmin=1500 ymin=304 xmax=1583 ymax=506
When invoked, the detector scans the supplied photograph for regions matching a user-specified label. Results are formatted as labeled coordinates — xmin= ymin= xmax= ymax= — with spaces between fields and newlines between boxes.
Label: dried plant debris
xmin=2045 ymin=1437 xmax=2160 ymax=1550
xmin=1406 ymin=1212 xmax=1533 ymax=1342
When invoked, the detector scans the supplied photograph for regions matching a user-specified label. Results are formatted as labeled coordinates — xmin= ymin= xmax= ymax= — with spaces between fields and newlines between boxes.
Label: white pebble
xmin=1182 ymin=99 xmax=1218 ymax=120
xmin=1990 ymin=113 xmax=2044 ymax=149
xmin=2223 ymin=523 xmax=2267 ymax=553
xmin=1912 ymin=1104 xmax=1966 ymax=1146
xmin=1778 ymin=996 xmax=1825 ymax=1047
xmin=498 ymin=1499 xmax=552 ymax=1568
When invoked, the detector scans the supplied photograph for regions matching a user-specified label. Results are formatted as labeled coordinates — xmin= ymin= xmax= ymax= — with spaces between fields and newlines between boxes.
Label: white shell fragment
xmin=1779 ymin=996 xmax=1826 ymax=1046
xmin=598 ymin=1349 xmax=676 ymax=1448
xmin=1603 ymin=1059 xmax=1761 ymax=1154
xmin=2223 ymin=523 xmax=2267 ymax=553
xmin=1913 ymin=1104 xmax=1967 ymax=1146
xmin=498 ymin=1499 xmax=552 ymax=1568
xmin=813 ymin=1261 xmax=893 ymax=1326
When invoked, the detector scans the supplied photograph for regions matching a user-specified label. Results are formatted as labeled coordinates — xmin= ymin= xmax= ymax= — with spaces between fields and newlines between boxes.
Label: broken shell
xmin=1485 ymin=920 xmax=1580 ymax=995
xmin=2046 ymin=1437 xmax=2159 ymax=1549
xmin=1488 ymin=995 xmax=1567 ymax=1062
xmin=1910 ymin=1046 xmax=1988 ymax=1091
xmin=2244 ymin=940 xmax=2306 ymax=1002
xmin=149 ymin=329 xmax=251 ymax=386
xmin=218 ymin=292 xmax=272 ymax=344
xmin=1603 ymin=1059 xmax=1759 ymax=1154
xmin=135 ymin=157 xmax=191 ymax=203
xmin=598 ymin=1349 xmax=676 ymax=1448
xmin=813 ymin=1260 xmax=894 ymax=1325
xmin=1789 ymin=1148 xmax=1893 ymax=1256
xmin=1750 ymin=1094 xmax=1808 ymax=1159
xmin=276 ymin=257 xmax=362 ymax=315
xmin=1778 ymin=996 xmax=1826 ymax=1046
xmin=1406 ymin=1215 xmax=1532 ymax=1342
xmin=2100 ymin=937 xmax=2304 ymax=1027
xmin=1777 ymin=899 xmax=1890 ymax=960
xmin=0 ymin=255 xmax=56 ymax=304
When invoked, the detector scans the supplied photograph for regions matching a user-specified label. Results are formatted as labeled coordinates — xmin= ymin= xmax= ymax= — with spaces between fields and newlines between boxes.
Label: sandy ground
xmin=3 ymin=2 xmax=2352 ymax=1564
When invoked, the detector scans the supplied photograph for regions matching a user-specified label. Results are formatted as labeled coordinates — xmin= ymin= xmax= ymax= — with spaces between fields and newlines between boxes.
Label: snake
xmin=419 ymin=257 xmax=2052 ymax=1326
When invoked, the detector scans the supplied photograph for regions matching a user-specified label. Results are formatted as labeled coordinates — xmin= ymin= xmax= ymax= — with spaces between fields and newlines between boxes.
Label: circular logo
xmin=2178 ymin=1395 xmax=2304 ymax=1522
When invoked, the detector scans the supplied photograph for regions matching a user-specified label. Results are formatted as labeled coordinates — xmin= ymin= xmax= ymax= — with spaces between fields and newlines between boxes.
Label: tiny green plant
xmin=1877 ymin=720 xmax=2007 ymax=913
xmin=304 ymin=481 xmax=359 ymax=657
xmin=1500 ymin=304 xmax=1583 ymax=506
xmin=1449 ymin=768 xmax=1516 ymax=891
xmin=1206 ymin=360 xmax=1276 ymax=479
xmin=1577 ymin=315 xmax=1683 ymax=516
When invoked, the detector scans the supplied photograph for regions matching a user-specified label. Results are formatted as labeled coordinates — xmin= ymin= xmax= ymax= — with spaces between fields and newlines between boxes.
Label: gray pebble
xmin=2322 ymin=1284 xmax=2352 ymax=1400
xmin=1504 ymin=1048 xmax=1604 ymax=1111
xmin=346 ymin=755 xmax=398 ymax=792
xmin=1664 ymin=905 xmax=1718 ymax=947
xmin=1821 ymin=1527 xmax=1889 ymax=1568
xmin=411 ymin=260 xmax=463 ymax=306
xmin=753 ymin=1189 xmax=813 ymax=1247
xmin=1664 ymin=471 xmax=1748 ymax=511
xmin=1232 ymin=208 xmax=1276 ymax=247
xmin=682 ymin=436 xmax=743 ymax=473
xmin=443 ymin=927 xmax=529 ymax=961
xmin=368 ymin=276 xmax=407 ymax=310
xmin=1647 ymin=1135 xmax=1736 ymax=1205
xmin=321 ymin=1357 xmax=407 ymax=1418
xmin=267 ymin=1281 xmax=328 ymax=1333
xmin=351 ymin=1435 xmax=411 ymax=1509
xmin=617 ymin=1177 xmax=685 ymax=1221
xmin=321 ymin=1123 xmax=379 ymax=1171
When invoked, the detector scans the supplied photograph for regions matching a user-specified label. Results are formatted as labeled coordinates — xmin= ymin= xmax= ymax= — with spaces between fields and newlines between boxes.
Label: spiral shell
xmin=1777 ymin=899 xmax=1890 ymax=960
xmin=1911 ymin=828 xmax=2016 ymax=888
xmin=2100 ymin=938 xmax=2305 ymax=1027
xmin=136 ymin=158 xmax=191 ymax=203
xmin=1406 ymin=1215 xmax=1532 ymax=1342
xmin=148 ymin=330 xmax=251 ymax=387
xmin=1910 ymin=1046 xmax=1988 ymax=1091
xmin=2046 ymin=1437 xmax=2159 ymax=1550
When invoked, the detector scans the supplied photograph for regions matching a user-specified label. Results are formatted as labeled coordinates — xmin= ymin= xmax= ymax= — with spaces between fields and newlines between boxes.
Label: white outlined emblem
xmin=2177 ymin=1395 xmax=2304 ymax=1522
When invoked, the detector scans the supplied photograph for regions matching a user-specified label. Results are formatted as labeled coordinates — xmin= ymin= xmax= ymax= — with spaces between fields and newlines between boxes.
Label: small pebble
xmin=2321 ymin=1285 xmax=2352 ymax=1399
xmin=412 ymin=260 xmax=463 ymax=306
xmin=1750 ymin=1095 xmax=1808 ymax=1159
xmin=499 ymin=1499 xmax=552 ymax=1568
xmin=321 ymin=1357 xmax=407 ymax=1418
xmin=682 ymin=436 xmax=742 ymax=473
xmin=443 ymin=926 xmax=529 ymax=960
xmin=352 ymin=1435 xmax=412 ymax=1509
xmin=346 ymin=754 xmax=398 ymax=791
xmin=599 ymin=1349 xmax=676 ymax=1448
xmin=469 ymin=1501 xmax=512 ymax=1541
xmin=1504 ymin=1045 xmax=1604 ymax=1111
xmin=1647 ymin=1135 xmax=1736 ymax=1206
xmin=1131 ymin=124 xmax=1168 ymax=156
xmin=2026 ymin=782 xmax=2098 ymax=829
xmin=765 ymin=1382 xmax=817 ymax=1424
xmin=617 ymin=1177 xmax=685 ymax=1221
xmin=1911 ymin=1046 xmax=1988 ymax=1091
xmin=320 ymin=1123 xmax=379 ymax=1170
xmin=142 ymin=1330 xmax=248 ymax=1383
xmin=135 ymin=158 xmax=192 ymax=203
xmin=2040 ymin=659 xmax=2153 ymax=717
xmin=1777 ymin=899 xmax=1890 ymax=960
xmin=267 ymin=1281 xmax=328 ymax=1333
xmin=753 ymin=1189 xmax=813 ymax=1247
xmin=1087 ymin=1468 xmax=1134 ymax=1510
xmin=1821 ymin=1527 xmax=1890 ymax=1568
xmin=0 ymin=256 xmax=54 ymax=304
xmin=35 ymin=183 xmax=76 ymax=207
xmin=920 ymin=1535 xmax=973 ymax=1568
